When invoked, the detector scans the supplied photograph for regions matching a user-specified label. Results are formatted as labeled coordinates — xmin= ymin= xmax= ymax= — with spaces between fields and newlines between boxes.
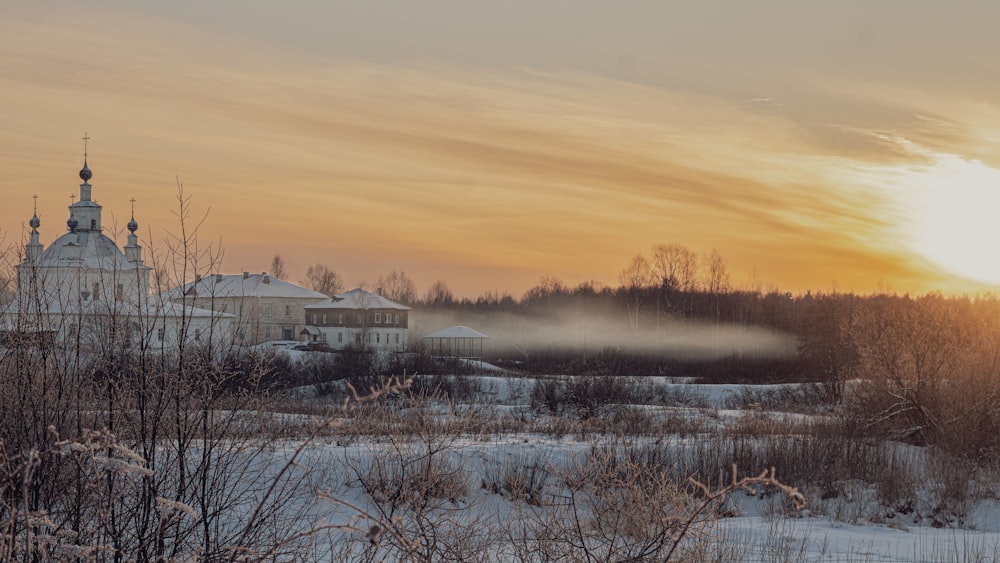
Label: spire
xmin=127 ymin=198 xmax=138 ymax=234
xmin=125 ymin=197 xmax=144 ymax=266
xmin=29 ymin=195 xmax=40 ymax=231
xmin=79 ymin=132 xmax=92 ymax=184
xmin=70 ymin=133 xmax=102 ymax=232
xmin=25 ymin=194 xmax=43 ymax=261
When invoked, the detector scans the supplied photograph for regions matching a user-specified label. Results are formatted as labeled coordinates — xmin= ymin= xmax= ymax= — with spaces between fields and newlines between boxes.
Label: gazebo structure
xmin=424 ymin=325 xmax=489 ymax=367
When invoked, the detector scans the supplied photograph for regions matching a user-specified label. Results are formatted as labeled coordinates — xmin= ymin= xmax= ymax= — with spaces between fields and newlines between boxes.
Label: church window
xmin=284 ymin=305 xmax=291 ymax=317
xmin=311 ymin=314 xmax=317 ymax=324
xmin=322 ymin=314 xmax=327 ymax=324
xmin=194 ymin=328 xmax=201 ymax=341
xmin=265 ymin=326 xmax=272 ymax=339
xmin=395 ymin=333 xmax=400 ymax=344
xmin=376 ymin=333 xmax=381 ymax=344
xmin=375 ymin=313 xmax=381 ymax=324
xmin=115 ymin=284 xmax=124 ymax=302
xmin=93 ymin=282 xmax=100 ymax=300
xmin=395 ymin=314 xmax=400 ymax=325
xmin=338 ymin=313 xmax=343 ymax=324
xmin=263 ymin=304 xmax=272 ymax=318
xmin=157 ymin=328 xmax=164 ymax=341
xmin=90 ymin=219 xmax=96 ymax=230
xmin=338 ymin=332 xmax=343 ymax=343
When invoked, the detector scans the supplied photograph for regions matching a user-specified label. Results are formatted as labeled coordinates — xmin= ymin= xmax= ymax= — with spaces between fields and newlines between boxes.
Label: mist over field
xmin=411 ymin=307 xmax=797 ymax=360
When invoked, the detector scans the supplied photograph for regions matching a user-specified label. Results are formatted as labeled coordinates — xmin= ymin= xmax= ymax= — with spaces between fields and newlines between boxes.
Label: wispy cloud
xmin=0 ymin=7 xmax=996 ymax=296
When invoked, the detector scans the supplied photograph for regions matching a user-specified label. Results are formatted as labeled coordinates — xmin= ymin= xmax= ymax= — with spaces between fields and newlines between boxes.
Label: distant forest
xmin=357 ymin=244 xmax=1000 ymax=391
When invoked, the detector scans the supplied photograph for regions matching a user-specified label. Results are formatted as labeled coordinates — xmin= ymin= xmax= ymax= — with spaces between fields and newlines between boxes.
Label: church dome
xmin=67 ymin=215 xmax=78 ymax=232
xmin=29 ymin=214 xmax=40 ymax=230
xmin=38 ymin=230 xmax=127 ymax=269
xmin=127 ymin=217 xmax=138 ymax=233
xmin=79 ymin=161 xmax=92 ymax=183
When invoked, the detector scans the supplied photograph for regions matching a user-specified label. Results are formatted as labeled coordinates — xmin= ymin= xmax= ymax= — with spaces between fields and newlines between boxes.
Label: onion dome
xmin=127 ymin=216 xmax=138 ymax=234
xmin=67 ymin=214 xmax=78 ymax=232
xmin=29 ymin=214 xmax=40 ymax=230
xmin=79 ymin=160 xmax=92 ymax=183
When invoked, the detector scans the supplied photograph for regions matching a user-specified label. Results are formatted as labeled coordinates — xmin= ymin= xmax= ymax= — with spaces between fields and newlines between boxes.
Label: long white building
xmin=165 ymin=273 xmax=329 ymax=345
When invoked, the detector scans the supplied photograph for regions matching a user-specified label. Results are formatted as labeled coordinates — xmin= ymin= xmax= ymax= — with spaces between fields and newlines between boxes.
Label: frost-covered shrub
xmin=530 ymin=376 xmax=566 ymax=415
xmin=482 ymin=449 xmax=551 ymax=505
xmin=410 ymin=374 xmax=483 ymax=402
xmin=530 ymin=375 xmax=632 ymax=419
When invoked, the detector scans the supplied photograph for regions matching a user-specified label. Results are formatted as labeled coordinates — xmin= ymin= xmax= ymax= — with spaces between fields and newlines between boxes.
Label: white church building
xmin=2 ymin=147 xmax=232 ymax=352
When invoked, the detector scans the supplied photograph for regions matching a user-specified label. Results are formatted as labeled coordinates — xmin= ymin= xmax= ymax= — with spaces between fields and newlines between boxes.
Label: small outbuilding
xmin=423 ymin=325 xmax=489 ymax=364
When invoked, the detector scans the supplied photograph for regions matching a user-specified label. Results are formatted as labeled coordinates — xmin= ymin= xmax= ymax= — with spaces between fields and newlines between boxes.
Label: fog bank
xmin=411 ymin=307 xmax=797 ymax=360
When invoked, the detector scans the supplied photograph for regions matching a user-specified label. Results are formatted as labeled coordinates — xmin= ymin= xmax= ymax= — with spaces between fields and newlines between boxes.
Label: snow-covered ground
xmin=261 ymin=374 xmax=1000 ymax=561
xmin=242 ymin=436 xmax=1000 ymax=561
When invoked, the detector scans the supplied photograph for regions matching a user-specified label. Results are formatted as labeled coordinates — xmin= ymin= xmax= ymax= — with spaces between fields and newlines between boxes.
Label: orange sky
xmin=3 ymin=2 xmax=1000 ymax=298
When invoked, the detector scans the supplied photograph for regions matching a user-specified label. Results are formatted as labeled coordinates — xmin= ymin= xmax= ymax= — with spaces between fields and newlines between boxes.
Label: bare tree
xmin=303 ymin=264 xmax=342 ymax=297
xmin=270 ymin=254 xmax=287 ymax=280
xmin=703 ymin=248 xmax=730 ymax=296
xmin=650 ymin=243 xmax=698 ymax=317
xmin=619 ymin=254 xmax=653 ymax=331
xmin=506 ymin=446 xmax=804 ymax=562
xmin=0 ymin=183 xmax=334 ymax=560
xmin=703 ymin=248 xmax=730 ymax=323
xmin=851 ymin=294 xmax=973 ymax=445
xmin=376 ymin=270 xmax=417 ymax=305
xmin=339 ymin=393 xmax=489 ymax=561
xmin=651 ymin=243 xmax=698 ymax=294
xmin=799 ymin=292 xmax=858 ymax=403
xmin=423 ymin=280 xmax=454 ymax=306
xmin=521 ymin=275 xmax=567 ymax=304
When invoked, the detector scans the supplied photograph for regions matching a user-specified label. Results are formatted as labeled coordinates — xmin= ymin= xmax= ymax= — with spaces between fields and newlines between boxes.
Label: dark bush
xmin=530 ymin=375 xmax=632 ymax=419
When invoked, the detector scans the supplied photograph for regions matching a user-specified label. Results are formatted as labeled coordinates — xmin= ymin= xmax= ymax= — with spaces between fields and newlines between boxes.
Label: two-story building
xmin=302 ymin=288 xmax=409 ymax=351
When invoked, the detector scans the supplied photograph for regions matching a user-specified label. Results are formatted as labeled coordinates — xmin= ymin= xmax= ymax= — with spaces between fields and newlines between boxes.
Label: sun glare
xmin=890 ymin=151 xmax=1000 ymax=286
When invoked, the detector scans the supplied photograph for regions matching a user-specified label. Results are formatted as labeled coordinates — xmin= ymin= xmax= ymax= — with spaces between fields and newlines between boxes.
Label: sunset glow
xmin=874 ymin=146 xmax=1000 ymax=286
xmin=3 ymin=2 xmax=1000 ymax=297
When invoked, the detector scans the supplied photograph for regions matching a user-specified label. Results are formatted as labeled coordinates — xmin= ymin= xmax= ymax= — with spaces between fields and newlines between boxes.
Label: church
xmin=2 ymin=144 xmax=232 ymax=352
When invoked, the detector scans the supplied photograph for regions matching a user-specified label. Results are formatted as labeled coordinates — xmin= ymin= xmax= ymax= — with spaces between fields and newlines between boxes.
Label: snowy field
xmin=257 ymin=372 xmax=1000 ymax=562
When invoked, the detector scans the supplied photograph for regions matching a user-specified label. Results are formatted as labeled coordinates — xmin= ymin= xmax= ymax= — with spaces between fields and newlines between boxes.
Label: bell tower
xmin=25 ymin=195 xmax=43 ymax=262
xmin=68 ymin=132 xmax=103 ymax=233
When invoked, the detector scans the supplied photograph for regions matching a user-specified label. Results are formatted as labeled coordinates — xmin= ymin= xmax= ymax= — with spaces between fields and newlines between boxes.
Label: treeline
xmin=357 ymin=245 xmax=798 ymax=330
xmin=394 ymin=244 xmax=1000 ymax=389
xmin=412 ymin=270 xmax=1000 ymax=460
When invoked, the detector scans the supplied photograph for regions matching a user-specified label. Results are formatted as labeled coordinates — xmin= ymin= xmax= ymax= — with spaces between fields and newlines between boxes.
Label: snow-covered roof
xmin=36 ymin=231 xmax=127 ymax=269
xmin=304 ymin=288 xmax=410 ymax=311
xmin=0 ymin=295 xmax=231 ymax=324
xmin=424 ymin=325 xmax=489 ymax=339
xmin=151 ymin=297 xmax=234 ymax=318
xmin=165 ymin=273 xmax=328 ymax=300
